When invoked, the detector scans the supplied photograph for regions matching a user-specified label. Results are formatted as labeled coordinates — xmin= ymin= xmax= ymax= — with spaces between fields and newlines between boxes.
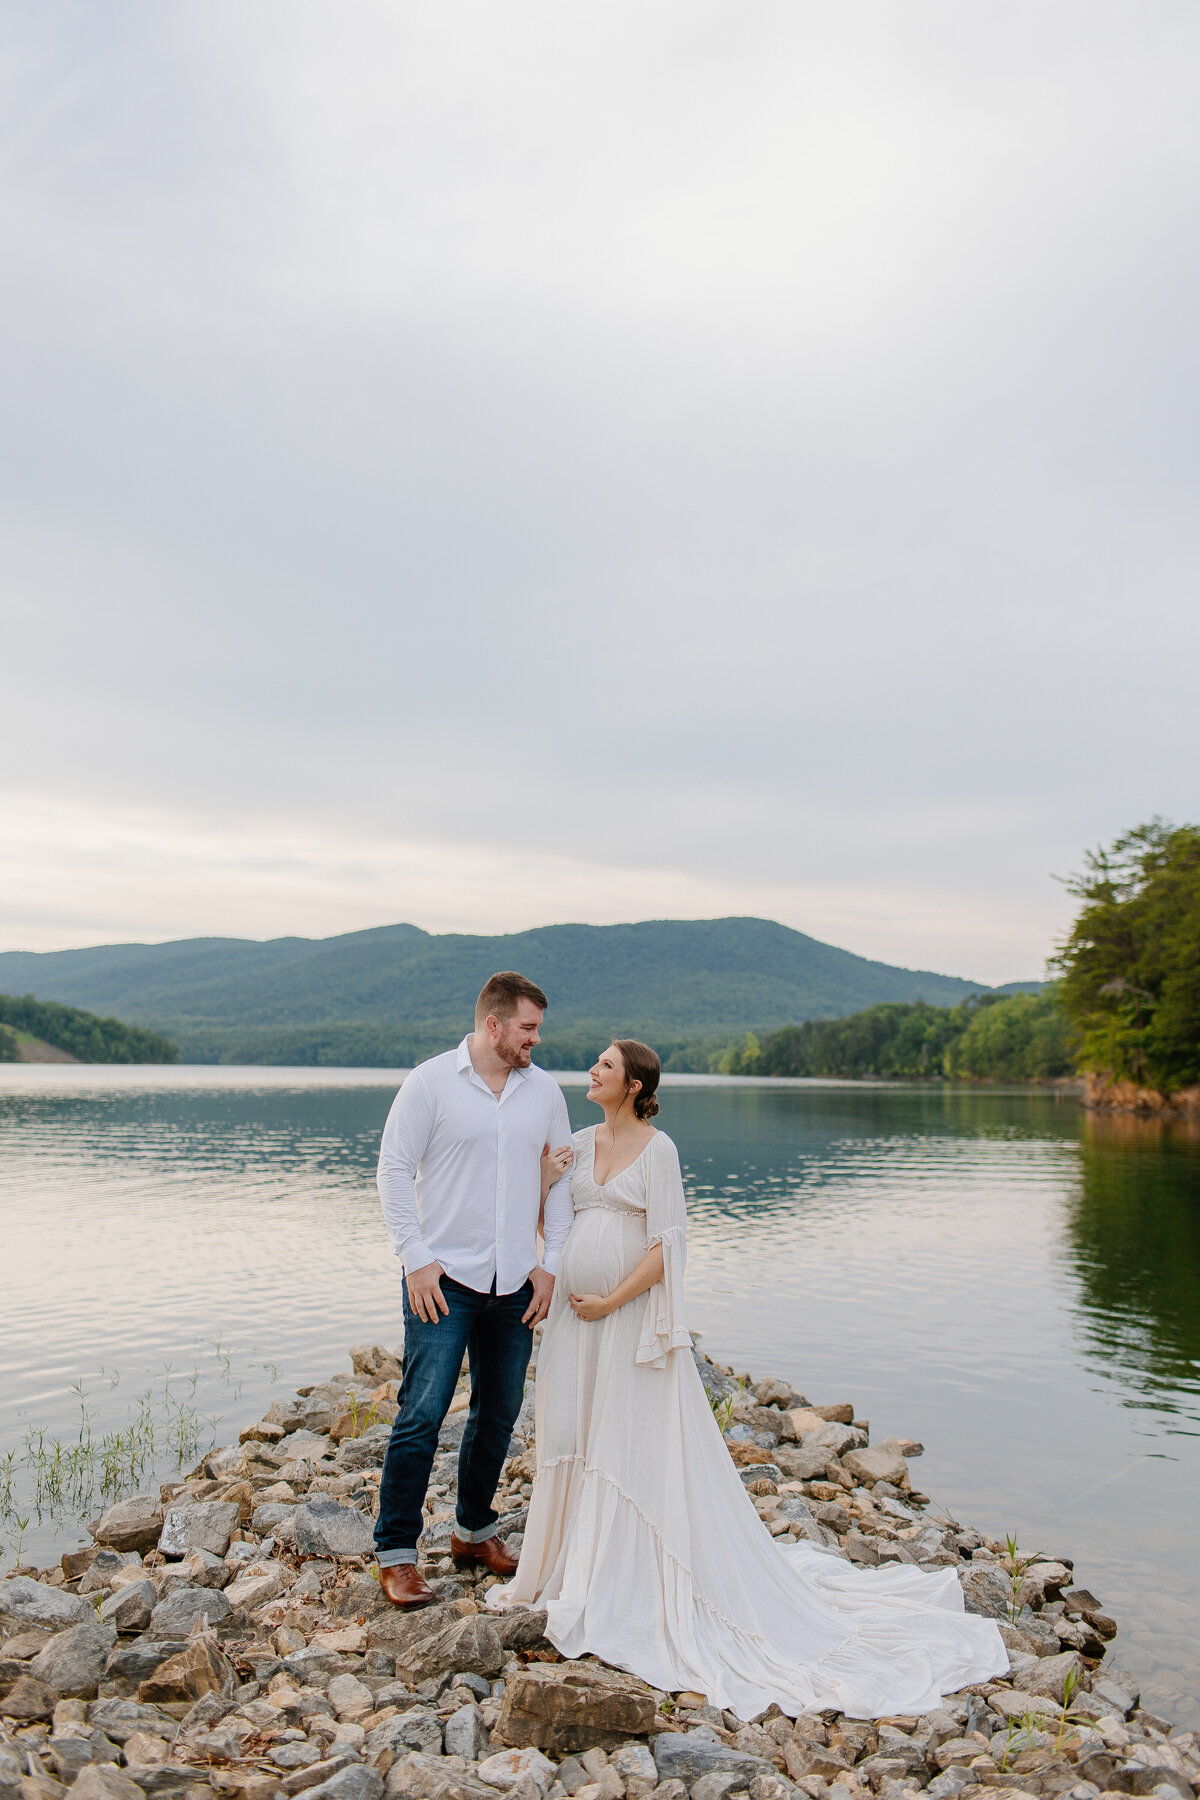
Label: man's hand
xmin=407 ymin=1260 xmax=448 ymax=1323
xmin=522 ymin=1266 xmax=555 ymax=1325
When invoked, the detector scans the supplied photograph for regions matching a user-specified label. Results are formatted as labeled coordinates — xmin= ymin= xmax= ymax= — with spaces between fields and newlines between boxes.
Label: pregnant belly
xmin=559 ymin=1209 xmax=643 ymax=1297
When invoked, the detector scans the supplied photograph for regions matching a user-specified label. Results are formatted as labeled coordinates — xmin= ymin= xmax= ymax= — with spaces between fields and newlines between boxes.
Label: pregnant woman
xmin=487 ymin=1039 xmax=1008 ymax=1720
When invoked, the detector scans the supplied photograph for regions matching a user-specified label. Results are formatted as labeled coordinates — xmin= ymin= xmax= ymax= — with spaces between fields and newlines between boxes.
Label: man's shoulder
xmin=526 ymin=1062 xmax=567 ymax=1101
xmin=406 ymin=1046 xmax=460 ymax=1087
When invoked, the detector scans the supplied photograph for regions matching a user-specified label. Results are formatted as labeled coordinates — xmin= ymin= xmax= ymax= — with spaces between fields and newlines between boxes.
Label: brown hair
xmin=613 ymin=1038 xmax=661 ymax=1120
xmin=475 ymin=971 xmax=548 ymax=1028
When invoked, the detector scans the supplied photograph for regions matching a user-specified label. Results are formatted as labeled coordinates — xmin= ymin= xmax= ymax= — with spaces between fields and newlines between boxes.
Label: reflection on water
xmin=0 ymin=1068 xmax=1197 ymax=1722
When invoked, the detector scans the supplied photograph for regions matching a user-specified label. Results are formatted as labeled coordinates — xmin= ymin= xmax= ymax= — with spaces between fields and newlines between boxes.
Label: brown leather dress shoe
xmin=450 ymin=1532 xmax=519 ymax=1576
xmin=378 ymin=1562 xmax=436 ymax=1609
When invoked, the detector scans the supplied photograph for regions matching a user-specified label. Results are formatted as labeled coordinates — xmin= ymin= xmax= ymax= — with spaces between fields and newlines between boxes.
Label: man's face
xmin=490 ymin=1001 xmax=544 ymax=1069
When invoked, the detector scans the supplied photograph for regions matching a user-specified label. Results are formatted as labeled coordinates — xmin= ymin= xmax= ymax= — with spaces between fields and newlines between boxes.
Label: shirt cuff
xmin=400 ymin=1236 xmax=436 ymax=1273
xmin=540 ymin=1247 xmax=561 ymax=1276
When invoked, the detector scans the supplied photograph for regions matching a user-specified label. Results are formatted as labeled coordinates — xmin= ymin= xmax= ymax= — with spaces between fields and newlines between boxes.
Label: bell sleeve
xmin=636 ymin=1134 xmax=693 ymax=1368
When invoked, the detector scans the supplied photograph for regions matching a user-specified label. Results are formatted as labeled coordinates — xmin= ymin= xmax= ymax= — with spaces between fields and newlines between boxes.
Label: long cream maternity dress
xmin=487 ymin=1126 xmax=1007 ymax=1719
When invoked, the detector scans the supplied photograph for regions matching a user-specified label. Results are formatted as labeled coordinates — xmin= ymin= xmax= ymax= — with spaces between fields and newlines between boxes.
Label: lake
xmin=0 ymin=1066 xmax=1196 ymax=1722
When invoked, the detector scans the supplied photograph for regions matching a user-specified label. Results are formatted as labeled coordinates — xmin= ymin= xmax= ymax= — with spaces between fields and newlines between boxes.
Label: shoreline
xmin=4 ymin=1340 xmax=1195 ymax=1800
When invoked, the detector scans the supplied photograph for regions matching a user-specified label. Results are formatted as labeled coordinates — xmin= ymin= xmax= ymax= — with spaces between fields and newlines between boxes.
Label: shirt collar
xmin=456 ymin=1035 xmax=533 ymax=1092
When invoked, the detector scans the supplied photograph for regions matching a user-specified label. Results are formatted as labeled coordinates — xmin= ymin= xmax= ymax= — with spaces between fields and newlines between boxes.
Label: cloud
xmin=2 ymin=1 xmax=1197 ymax=976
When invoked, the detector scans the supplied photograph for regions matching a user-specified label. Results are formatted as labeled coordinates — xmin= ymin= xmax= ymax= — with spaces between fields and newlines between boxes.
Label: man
xmin=373 ymin=970 xmax=574 ymax=1608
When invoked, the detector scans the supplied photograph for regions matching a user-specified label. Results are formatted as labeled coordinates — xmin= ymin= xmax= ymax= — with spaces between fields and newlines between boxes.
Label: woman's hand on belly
xmin=568 ymin=1290 xmax=615 ymax=1321
xmin=568 ymin=1240 xmax=666 ymax=1323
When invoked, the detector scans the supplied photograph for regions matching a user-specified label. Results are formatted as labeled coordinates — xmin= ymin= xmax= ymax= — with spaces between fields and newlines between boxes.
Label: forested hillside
xmin=0 ymin=994 xmax=178 ymax=1064
xmin=0 ymin=917 xmax=996 ymax=1065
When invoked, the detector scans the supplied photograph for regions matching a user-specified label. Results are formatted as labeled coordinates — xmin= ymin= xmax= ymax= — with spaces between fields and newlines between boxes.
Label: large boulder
xmin=0 ymin=1576 xmax=94 ymax=1632
xmin=91 ymin=1496 xmax=165 ymax=1555
xmin=293 ymin=1498 xmax=376 ymax=1559
xmin=30 ymin=1620 xmax=117 ymax=1698
xmin=496 ymin=1662 xmax=655 ymax=1757
xmin=158 ymin=1500 xmax=240 ymax=1560
xmin=1023 ymin=1650 xmax=1085 ymax=1703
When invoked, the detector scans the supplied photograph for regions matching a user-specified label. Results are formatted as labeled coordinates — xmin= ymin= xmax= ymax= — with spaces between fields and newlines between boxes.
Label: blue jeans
xmin=374 ymin=1274 xmax=534 ymax=1567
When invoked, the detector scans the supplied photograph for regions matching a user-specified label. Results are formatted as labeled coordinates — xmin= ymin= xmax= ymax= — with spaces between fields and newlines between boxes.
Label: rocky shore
xmin=3 ymin=1341 xmax=1196 ymax=1800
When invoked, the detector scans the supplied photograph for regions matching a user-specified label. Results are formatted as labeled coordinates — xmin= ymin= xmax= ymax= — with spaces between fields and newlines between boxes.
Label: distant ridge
xmin=0 ymin=917 xmax=1015 ymax=1066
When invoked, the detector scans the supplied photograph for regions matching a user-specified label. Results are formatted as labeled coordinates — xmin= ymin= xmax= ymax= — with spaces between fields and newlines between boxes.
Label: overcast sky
xmin=3 ymin=3 xmax=1198 ymax=982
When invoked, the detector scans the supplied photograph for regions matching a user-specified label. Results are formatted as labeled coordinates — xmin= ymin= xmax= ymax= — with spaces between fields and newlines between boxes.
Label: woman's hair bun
xmin=613 ymin=1038 xmax=661 ymax=1122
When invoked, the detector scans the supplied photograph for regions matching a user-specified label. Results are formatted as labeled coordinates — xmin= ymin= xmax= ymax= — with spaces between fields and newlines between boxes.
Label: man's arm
xmin=377 ymin=1074 xmax=446 ymax=1319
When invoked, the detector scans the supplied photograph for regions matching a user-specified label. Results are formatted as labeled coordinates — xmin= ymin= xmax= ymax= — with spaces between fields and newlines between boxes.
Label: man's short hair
xmin=475 ymin=971 xmax=548 ymax=1028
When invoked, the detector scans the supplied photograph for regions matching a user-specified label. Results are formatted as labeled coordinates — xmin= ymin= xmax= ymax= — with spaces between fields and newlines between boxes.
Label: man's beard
xmin=496 ymin=1038 xmax=532 ymax=1070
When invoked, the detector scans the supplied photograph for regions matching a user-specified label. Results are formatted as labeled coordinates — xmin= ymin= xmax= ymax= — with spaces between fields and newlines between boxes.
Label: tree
xmin=1050 ymin=819 xmax=1200 ymax=1095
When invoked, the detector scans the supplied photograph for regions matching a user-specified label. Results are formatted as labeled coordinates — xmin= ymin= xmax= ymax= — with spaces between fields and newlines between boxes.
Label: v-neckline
xmin=590 ymin=1124 xmax=655 ymax=1188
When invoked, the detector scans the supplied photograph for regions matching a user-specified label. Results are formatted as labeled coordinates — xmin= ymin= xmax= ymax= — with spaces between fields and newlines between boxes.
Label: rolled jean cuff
xmin=454 ymin=1518 xmax=499 ymax=1544
xmin=375 ymin=1547 xmax=419 ymax=1567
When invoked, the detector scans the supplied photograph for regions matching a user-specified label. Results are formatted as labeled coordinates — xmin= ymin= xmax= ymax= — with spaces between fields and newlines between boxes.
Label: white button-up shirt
xmin=377 ymin=1037 xmax=575 ymax=1295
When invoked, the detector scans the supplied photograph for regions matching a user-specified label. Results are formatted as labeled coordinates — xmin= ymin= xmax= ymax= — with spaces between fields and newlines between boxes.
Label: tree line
xmin=0 ymin=994 xmax=179 ymax=1063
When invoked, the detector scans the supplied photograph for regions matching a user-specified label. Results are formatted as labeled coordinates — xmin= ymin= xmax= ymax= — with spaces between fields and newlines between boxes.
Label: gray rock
xmin=123 ymin=1769 xmax=199 ymax=1800
xmin=253 ymin=1502 xmax=299 ymax=1533
xmin=737 ymin=1464 xmax=783 ymax=1488
xmin=1092 ymin=1674 xmax=1139 ymax=1716
xmin=79 ymin=1551 xmax=142 ymax=1595
xmin=90 ymin=1496 xmax=165 ymax=1556
xmin=0 ymin=1576 xmax=95 ymax=1631
xmin=746 ymin=1777 xmax=800 ymax=1800
xmin=147 ymin=1585 xmax=231 ymax=1638
xmin=492 ymin=1608 xmax=549 ymax=1652
xmin=273 ymin=1743 xmax=326 ymax=1769
xmin=100 ymin=1639 xmax=188 ymax=1696
xmin=926 ymin=1772 xmax=973 ymax=1800
xmin=46 ymin=1731 xmax=122 ymax=1780
xmin=959 ymin=1566 xmax=1012 ymax=1620
xmin=293 ymin=1499 xmax=377 ymax=1559
xmin=100 ymin=1581 xmax=157 ymax=1635
xmin=88 ymin=1698 xmax=181 ymax=1744
xmin=690 ymin=1776 xmax=750 ymax=1800
xmin=379 ymin=1707 xmax=443 ymax=1756
xmin=30 ymin=1620 xmax=117 ymax=1698
xmin=800 ymin=1421 xmax=867 ymax=1457
xmin=443 ymin=1702 xmax=488 ymax=1760
xmin=337 ymin=1426 xmax=393 ymax=1472
xmin=304 ymin=1765 xmax=384 ymax=1800
xmin=158 ymin=1501 xmax=241 ymax=1560
xmin=772 ymin=1447 xmax=830 ymax=1483
xmin=68 ymin=1765 xmax=147 ymax=1800
xmin=651 ymin=1731 xmax=770 ymax=1786
xmin=266 ymin=1397 xmax=338 ymax=1436
xmin=393 ymin=1614 xmax=505 ymax=1684
xmin=0 ymin=1749 xmax=22 ymax=1800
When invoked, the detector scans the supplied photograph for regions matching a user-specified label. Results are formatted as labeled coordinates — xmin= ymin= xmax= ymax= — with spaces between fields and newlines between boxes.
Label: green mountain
xmin=0 ymin=917 xmax=1004 ymax=1066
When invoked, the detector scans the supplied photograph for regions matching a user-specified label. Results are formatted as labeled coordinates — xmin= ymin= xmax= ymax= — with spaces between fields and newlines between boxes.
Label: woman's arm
xmin=569 ymin=1242 xmax=665 ymax=1322
xmin=541 ymin=1142 xmax=573 ymax=1203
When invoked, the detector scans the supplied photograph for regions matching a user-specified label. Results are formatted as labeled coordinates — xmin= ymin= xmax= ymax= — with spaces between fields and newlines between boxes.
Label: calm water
xmin=0 ymin=1068 xmax=1196 ymax=1722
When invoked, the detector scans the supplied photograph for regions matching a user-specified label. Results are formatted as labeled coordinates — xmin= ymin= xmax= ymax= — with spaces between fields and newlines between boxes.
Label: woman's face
xmin=587 ymin=1044 xmax=636 ymax=1109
